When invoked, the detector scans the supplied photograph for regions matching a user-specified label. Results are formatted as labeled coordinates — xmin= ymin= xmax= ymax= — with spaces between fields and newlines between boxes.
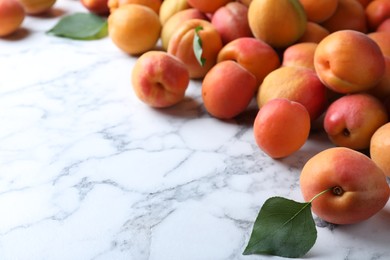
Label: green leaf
xmin=193 ymin=26 xmax=206 ymax=66
xmin=46 ymin=13 xmax=108 ymax=40
xmin=243 ymin=197 xmax=317 ymax=258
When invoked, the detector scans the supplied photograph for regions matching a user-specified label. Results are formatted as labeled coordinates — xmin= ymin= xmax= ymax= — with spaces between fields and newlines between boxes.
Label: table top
xmin=1 ymin=1 xmax=389 ymax=259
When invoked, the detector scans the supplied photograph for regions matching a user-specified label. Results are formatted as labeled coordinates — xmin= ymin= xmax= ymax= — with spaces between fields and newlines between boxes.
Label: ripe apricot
xmin=160 ymin=8 xmax=208 ymax=50
xmin=202 ymin=60 xmax=257 ymax=119
xmin=300 ymin=147 xmax=390 ymax=225
xmin=131 ymin=51 xmax=190 ymax=108
xmin=253 ymin=98 xmax=311 ymax=159
xmin=370 ymin=122 xmax=390 ymax=177
xmin=108 ymin=4 xmax=161 ymax=55
xmin=248 ymin=0 xmax=307 ymax=48
xmin=314 ymin=30 xmax=386 ymax=94
xmin=0 ymin=0 xmax=25 ymax=37
xmin=167 ymin=19 xmax=223 ymax=79
xmin=257 ymin=66 xmax=328 ymax=121
xmin=217 ymin=37 xmax=280 ymax=85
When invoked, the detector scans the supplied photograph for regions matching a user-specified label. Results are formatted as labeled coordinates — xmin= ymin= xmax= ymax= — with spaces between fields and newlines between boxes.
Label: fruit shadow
xmin=1 ymin=28 xmax=31 ymax=41
xmin=31 ymin=7 xmax=68 ymax=19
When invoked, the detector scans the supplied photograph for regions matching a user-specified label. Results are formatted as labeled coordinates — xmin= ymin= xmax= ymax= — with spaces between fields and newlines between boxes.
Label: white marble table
xmin=1 ymin=1 xmax=389 ymax=259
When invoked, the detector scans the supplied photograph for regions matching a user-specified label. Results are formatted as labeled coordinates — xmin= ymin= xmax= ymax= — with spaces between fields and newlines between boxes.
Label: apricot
xmin=370 ymin=122 xmax=390 ymax=177
xmin=300 ymin=147 xmax=390 ymax=225
xmin=18 ymin=0 xmax=56 ymax=14
xmin=368 ymin=31 xmax=390 ymax=57
xmin=282 ymin=42 xmax=317 ymax=70
xmin=297 ymin=21 xmax=330 ymax=43
xmin=0 ymin=0 xmax=25 ymax=37
xmin=131 ymin=51 xmax=190 ymax=108
xmin=167 ymin=19 xmax=223 ymax=79
xmin=365 ymin=0 xmax=390 ymax=31
xmin=257 ymin=66 xmax=328 ymax=121
xmin=367 ymin=57 xmax=390 ymax=100
xmin=81 ymin=0 xmax=109 ymax=15
xmin=160 ymin=8 xmax=208 ymax=51
xmin=299 ymin=0 xmax=338 ymax=23
xmin=321 ymin=0 xmax=367 ymax=33
xmin=108 ymin=4 xmax=161 ymax=55
xmin=314 ymin=30 xmax=386 ymax=94
xmin=186 ymin=0 xmax=233 ymax=14
xmin=108 ymin=0 xmax=162 ymax=14
xmin=323 ymin=93 xmax=389 ymax=150
xmin=248 ymin=0 xmax=307 ymax=49
xmin=356 ymin=0 xmax=372 ymax=8
xmin=253 ymin=98 xmax=311 ymax=159
xmin=238 ymin=0 xmax=252 ymax=7
xmin=211 ymin=2 xmax=252 ymax=44
xmin=201 ymin=60 xmax=257 ymax=119
xmin=217 ymin=37 xmax=280 ymax=85
xmin=158 ymin=0 xmax=189 ymax=25
xmin=377 ymin=18 xmax=390 ymax=32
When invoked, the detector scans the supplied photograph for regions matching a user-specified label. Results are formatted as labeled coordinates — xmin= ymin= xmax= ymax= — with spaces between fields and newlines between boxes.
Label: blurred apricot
xmin=108 ymin=4 xmax=161 ymax=55
xmin=108 ymin=0 xmax=162 ymax=13
xmin=186 ymin=0 xmax=233 ymax=13
xmin=356 ymin=0 xmax=372 ymax=8
xmin=368 ymin=31 xmax=390 ymax=57
xmin=282 ymin=42 xmax=318 ymax=70
xmin=365 ymin=0 xmax=390 ymax=31
xmin=299 ymin=0 xmax=338 ymax=23
xmin=321 ymin=0 xmax=367 ymax=33
xmin=0 ymin=0 xmax=25 ymax=37
xmin=297 ymin=21 xmax=330 ymax=43
xmin=370 ymin=122 xmax=390 ymax=177
xmin=377 ymin=18 xmax=390 ymax=32
xmin=160 ymin=8 xmax=208 ymax=50
xmin=18 ymin=0 xmax=56 ymax=14
xmin=159 ymin=0 xmax=189 ymax=25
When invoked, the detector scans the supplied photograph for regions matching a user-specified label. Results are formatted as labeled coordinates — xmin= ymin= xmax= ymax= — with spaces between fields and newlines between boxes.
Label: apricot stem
xmin=309 ymin=187 xmax=333 ymax=203
xmin=332 ymin=186 xmax=344 ymax=196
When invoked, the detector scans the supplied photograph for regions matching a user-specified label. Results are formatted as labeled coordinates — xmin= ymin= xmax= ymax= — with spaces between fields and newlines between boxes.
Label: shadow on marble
xmin=1 ymin=28 xmax=30 ymax=41
xmin=32 ymin=7 xmax=68 ymax=19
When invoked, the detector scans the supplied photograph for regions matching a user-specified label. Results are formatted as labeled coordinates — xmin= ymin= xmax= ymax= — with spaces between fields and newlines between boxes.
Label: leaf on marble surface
xmin=243 ymin=196 xmax=317 ymax=258
xmin=46 ymin=13 xmax=108 ymax=40
xmin=193 ymin=26 xmax=206 ymax=67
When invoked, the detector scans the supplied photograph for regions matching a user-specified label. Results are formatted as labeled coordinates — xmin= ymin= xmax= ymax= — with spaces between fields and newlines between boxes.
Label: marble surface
xmin=1 ymin=1 xmax=390 ymax=259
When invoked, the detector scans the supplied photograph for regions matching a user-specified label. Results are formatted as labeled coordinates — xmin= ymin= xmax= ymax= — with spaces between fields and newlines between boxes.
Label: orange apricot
xmin=0 ymin=0 xmax=25 ymax=37
xmin=253 ymin=98 xmax=311 ymax=159
xmin=202 ymin=60 xmax=257 ymax=119
xmin=297 ymin=21 xmax=330 ymax=43
xmin=248 ymin=0 xmax=307 ymax=48
xmin=167 ymin=19 xmax=223 ymax=79
xmin=108 ymin=4 xmax=161 ymax=55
